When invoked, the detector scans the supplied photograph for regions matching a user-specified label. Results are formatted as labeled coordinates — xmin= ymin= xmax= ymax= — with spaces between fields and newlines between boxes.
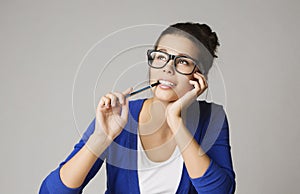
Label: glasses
xmin=147 ymin=49 xmax=200 ymax=75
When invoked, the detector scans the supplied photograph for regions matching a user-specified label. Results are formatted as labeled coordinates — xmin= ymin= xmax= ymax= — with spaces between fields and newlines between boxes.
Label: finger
xmin=120 ymin=97 xmax=129 ymax=122
xmin=200 ymin=74 xmax=208 ymax=88
xmin=105 ymin=93 xmax=118 ymax=107
xmin=194 ymin=73 xmax=208 ymax=91
xmin=189 ymin=80 xmax=200 ymax=93
xmin=99 ymin=97 xmax=105 ymax=108
xmin=122 ymin=87 xmax=133 ymax=106
xmin=114 ymin=92 xmax=125 ymax=105
xmin=102 ymin=96 xmax=111 ymax=108
xmin=98 ymin=96 xmax=110 ymax=108
xmin=194 ymin=72 xmax=208 ymax=88
xmin=120 ymin=87 xmax=132 ymax=120
xmin=122 ymin=87 xmax=133 ymax=96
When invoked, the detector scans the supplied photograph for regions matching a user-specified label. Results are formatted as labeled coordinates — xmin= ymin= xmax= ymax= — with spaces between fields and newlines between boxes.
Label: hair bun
xmin=208 ymin=32 xmax=220 ymax=58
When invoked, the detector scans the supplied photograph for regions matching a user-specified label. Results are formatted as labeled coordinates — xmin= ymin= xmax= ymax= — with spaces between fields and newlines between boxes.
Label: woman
xmin=40 ymin=22 xmax=236 ymax=194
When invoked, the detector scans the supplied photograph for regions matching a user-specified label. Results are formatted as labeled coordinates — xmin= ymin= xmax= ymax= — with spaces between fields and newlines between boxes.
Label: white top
xmin=137 ymin=134 xmax=183 ymax=194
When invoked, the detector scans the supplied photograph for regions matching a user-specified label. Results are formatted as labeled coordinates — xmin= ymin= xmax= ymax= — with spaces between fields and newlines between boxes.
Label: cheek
xmin=179 ymin=82 xmax=193 ymax=93
xmin=176 ymin=76 xmax=194 ymax=95
xmin=148 ymin=68 xmax=154 ymax=79
xmin=149 ymin=68 xmax=161 ymax=82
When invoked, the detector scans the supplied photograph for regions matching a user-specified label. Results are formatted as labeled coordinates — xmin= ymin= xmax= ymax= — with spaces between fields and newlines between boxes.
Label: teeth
xmin=159 ymin=80 xmax=175 ymax=86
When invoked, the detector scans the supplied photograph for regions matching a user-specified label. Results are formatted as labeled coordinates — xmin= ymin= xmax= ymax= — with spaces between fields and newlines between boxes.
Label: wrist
xmin=167 ymin=116 xmax=183 ymax=131
xmin=168 ymin=116 xmax=184 ymax=133
xmin=173 ymin=125 xmax=194 ymax=151
xmin=85 ymin=133 xmax=113 ymax=157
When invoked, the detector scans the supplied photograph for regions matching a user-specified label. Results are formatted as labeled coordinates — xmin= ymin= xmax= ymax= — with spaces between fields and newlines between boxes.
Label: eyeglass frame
xmin=147 ymin=49 xmax=202 ymax=75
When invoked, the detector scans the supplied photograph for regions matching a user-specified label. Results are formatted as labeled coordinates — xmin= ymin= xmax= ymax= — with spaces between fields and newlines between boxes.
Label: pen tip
xmin=151 ymin=81 xmax=160 ymax=87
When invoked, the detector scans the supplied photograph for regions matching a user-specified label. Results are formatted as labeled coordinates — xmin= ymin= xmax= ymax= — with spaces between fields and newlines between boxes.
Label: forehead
xmin=156 ymin=34 xmax=200 ymax=58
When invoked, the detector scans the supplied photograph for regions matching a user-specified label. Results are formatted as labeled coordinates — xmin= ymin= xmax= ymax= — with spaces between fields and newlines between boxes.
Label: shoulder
xmin=191 ymin=101 xmax=230 ymax=150
xmin=197 ymin=100 xmax=224 ymax=111
xmin=129 ymin=98 xmax=147 ymax=106
xmin=128 ymin=98 xmax=147 ymax=114
xmin=187 ymin=100 xmax=226 ymax=120
xmin=198 ymin=100 xmax=227 ymax=121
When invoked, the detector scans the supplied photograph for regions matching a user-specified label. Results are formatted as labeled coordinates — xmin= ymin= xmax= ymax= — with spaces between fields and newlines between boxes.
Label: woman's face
xmin=150 ymin=34 xmax=201 ymax=102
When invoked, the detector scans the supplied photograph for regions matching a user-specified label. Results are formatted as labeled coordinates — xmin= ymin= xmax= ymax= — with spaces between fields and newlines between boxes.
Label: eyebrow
xmin=157 ymin=48 xmax=197 ymax=61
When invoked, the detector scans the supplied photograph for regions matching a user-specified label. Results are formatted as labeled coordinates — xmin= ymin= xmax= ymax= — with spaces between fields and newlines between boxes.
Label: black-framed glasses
xmin=147 ymin=49 xmax=200 ymax=75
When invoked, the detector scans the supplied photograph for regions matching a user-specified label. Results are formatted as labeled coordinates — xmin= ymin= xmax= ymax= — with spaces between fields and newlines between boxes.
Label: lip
xmin=158 ymin=79 xmax=177 ymax=88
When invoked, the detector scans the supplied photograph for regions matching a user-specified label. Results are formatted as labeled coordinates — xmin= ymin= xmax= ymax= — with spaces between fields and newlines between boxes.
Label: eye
xmin=178 ymin=59 xmax=189 ymax=65
xmin=156 ymin=54 xmax=167 ymax=61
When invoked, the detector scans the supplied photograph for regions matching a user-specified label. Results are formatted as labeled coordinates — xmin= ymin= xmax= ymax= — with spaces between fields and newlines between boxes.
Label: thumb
xmin=122 ymin=87 xmax=133 ymax=96
xmin=120 ymin=87 xmax=132 ymax=121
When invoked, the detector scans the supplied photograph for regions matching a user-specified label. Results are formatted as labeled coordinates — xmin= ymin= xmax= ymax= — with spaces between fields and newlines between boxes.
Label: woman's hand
xmin=94 ymin=88 xmax=132 ymax=140
xmin=166 ymin=72 xmax=208 ymax=132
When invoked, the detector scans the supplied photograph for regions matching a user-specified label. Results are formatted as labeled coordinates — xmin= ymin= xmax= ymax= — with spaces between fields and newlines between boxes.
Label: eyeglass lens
xmin=148 ymin=50 xmax=196 ymax=75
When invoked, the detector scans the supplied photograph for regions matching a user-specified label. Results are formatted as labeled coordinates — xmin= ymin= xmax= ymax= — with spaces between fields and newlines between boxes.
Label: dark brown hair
xmin=154 ymin=22 xmax=220 ymax=76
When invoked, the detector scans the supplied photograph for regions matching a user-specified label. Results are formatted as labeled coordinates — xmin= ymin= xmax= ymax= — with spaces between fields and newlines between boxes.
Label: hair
xmin=154 ymin=22 xmax=220 ymax=76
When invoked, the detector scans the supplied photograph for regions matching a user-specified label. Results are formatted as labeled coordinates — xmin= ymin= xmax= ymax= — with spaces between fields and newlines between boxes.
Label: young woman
xmin=40 ymin=22 xmax=236 ymax=194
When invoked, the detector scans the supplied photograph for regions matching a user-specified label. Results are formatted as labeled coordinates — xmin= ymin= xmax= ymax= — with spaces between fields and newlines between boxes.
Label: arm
xmin=59 ymin=131 xmax=112 ymax=188
xmin=173 ymin=123 xmax=210 ymax=179
xmin=39 ymin=119 xmax=108 ymax=194
xmin=166 ymin=73 xmax=235 ymax=193
xmin=40 ymin=88 xmax=132 ymax=193
xmin=174 ymin=107 xmax=235 ymax=194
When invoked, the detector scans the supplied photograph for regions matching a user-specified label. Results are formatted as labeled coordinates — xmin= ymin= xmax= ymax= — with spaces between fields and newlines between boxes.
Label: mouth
xmin=158 ymin=80 xmax=176 ymax=87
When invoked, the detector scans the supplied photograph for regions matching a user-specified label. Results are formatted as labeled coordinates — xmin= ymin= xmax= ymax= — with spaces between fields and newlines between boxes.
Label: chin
xmin=154 ymin=91 xmax=178 ymax=102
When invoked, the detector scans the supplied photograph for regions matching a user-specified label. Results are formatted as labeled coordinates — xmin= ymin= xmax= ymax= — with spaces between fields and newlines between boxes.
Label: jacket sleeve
xmin=190 ymin=104 xmax=236 ymax=194
xmin=39 ymin=118 xmax=106 ymax=194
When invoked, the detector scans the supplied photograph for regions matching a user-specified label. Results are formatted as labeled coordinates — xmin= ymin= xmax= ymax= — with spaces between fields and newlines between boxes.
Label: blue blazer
xmin=40 ymin=99 xmax=236 ymax=193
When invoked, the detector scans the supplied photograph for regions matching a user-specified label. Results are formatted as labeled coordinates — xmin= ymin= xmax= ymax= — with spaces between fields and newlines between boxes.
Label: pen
xmin=125 ymin=81 xmax=160 ymax=98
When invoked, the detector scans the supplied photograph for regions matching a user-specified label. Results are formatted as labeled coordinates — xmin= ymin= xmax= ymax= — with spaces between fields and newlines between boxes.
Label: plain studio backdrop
xmin=1 ymin=0 xmax=300 ymax=193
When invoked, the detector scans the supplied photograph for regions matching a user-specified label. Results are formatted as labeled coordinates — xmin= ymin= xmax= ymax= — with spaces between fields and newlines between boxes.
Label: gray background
xmin=1 ymin=0 xmax=300 ymax=193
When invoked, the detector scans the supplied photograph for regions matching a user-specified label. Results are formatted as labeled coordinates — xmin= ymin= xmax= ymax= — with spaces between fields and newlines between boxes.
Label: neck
xmin=139 ymin=97 xmax=171 ymax=137
xmin=150 ymin=96 xmax=175 ymax=107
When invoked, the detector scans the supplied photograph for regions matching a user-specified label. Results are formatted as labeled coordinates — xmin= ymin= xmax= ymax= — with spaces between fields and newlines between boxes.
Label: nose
xmin=162 ymin=60 xmax=175 ymax=75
